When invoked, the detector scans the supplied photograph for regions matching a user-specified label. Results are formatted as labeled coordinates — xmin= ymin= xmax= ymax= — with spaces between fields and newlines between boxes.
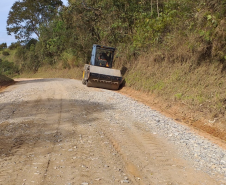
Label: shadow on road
xmin=0 ymin=98 xmax=114 ymax=157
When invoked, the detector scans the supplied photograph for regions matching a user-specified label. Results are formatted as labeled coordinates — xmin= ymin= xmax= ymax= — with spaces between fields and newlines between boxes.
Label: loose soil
xmin=0 ymin=75 xmax=15 ymax=91
xmin=0 ymin=78 xmax=221 ymax=185
xmin=0 ymin=81 xmax=15 ymax=91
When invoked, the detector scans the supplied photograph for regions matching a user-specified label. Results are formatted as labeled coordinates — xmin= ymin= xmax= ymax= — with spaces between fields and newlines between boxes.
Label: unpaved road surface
xmin=0 ymin=78 xmax=225 ymax=185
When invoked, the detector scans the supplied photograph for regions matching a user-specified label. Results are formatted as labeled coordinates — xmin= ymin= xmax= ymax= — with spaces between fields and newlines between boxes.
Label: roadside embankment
xmin=115 ymin=53 xmax=226 ymax=144
xmin=0 ymin=74 xmax=14 ymax=90
xmin=17 ymin=66 xmax=83 ymax=79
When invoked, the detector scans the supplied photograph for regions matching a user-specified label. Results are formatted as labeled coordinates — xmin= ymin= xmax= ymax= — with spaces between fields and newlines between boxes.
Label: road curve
xmin=0 ymin=78 xmax=225 ymax=185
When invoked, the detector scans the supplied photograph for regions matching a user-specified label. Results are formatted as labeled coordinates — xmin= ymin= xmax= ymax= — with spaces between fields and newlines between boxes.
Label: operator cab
xmin=90 ymin=44 xmax=115 ymax=68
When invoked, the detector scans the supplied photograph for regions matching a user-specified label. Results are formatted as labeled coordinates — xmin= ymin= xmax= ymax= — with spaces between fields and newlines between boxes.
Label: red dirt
xmin=0 ymin=81 xmax=15 ymax=91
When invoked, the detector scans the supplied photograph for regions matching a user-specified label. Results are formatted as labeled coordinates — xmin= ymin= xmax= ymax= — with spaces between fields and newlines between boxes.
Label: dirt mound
xmin=0 ymin=75 xmax=15 ymax=91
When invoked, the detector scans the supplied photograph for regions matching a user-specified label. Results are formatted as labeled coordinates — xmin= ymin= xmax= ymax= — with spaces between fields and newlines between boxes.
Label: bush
xmin=26 ymin=38 xmax=38 ymax=50
xmin=2 ymin=51 xmax=10 ymax=56
xmin=9 ymin=42 xmax=21 ymax=50
xmin=0 ymin=60 xmax=19 ymax=76
xmin=0 ymin=43 xmax=7 ymax=50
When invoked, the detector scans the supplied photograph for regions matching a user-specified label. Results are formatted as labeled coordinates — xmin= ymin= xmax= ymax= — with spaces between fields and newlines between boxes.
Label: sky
xmin=0 ymin=0 xmax=68 ymax=46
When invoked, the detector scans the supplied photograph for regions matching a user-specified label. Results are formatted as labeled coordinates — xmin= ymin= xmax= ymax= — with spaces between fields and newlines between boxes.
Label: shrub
xmin=26 ymin=38 xmax=38 ymax=50
xmin=0 ymin=43 xmax=7 ymax=50
xmin=0 ymin=60 xmax=19 ymax=76
xmin=2 ymin=51 xmax=10 ymax=56
xmin=9 ymin=42 xmax=21 ymax=50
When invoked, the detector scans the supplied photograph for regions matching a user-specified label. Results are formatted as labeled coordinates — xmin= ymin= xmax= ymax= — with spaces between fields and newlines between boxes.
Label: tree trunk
xmin=151 ymin=0 xmax=153 ymax=16
xmin=157 ymin=0 xmax=159 ymax=17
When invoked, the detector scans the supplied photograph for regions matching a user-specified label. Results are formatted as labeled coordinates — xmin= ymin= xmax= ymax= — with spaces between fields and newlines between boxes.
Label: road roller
xmin=82 ymin=44 xmax=122 ymax=90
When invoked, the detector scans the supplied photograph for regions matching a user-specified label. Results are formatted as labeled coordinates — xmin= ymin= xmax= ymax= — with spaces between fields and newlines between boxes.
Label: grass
xmin=0 ymin=49 xmax=16 ymax=62
xmin=115 ymin=51 xmax=226 ymax=129
xmin=16 ymin=65 xmax=83 ymax=79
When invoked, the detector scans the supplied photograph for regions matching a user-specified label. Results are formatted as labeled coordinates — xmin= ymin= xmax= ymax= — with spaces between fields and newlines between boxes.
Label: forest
xmin=2 ymin=0 xmax=226 ymax=72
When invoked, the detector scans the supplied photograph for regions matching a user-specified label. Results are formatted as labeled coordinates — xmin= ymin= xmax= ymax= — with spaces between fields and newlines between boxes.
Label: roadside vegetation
xmin=2 ymin=0 xmax=226 ymax=130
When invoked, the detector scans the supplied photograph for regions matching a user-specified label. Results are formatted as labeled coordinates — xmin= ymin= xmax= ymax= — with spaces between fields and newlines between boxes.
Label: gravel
xmin=1 ymin=78 xmax=226 ymax=183
xmin=68 ymin=80 xmax=226 ymax=182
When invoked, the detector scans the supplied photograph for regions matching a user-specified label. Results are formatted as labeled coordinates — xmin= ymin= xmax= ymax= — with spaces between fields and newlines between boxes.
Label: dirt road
xmin=0 ymin=78 xmax=223 ymax=184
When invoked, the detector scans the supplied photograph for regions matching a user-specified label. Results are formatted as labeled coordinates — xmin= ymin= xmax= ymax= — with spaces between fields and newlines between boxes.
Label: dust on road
xmin=0 ymin=78 xmax=221 ymax=184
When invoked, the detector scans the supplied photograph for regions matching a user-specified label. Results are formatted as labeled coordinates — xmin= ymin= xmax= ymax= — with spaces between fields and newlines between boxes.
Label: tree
xmin=7 ymin=0 xmax=63 ymax=41
xmin=0 ymin=43 xmax=7 ymax=50
xmin=9 ymin=42 xmax=21 ymax=50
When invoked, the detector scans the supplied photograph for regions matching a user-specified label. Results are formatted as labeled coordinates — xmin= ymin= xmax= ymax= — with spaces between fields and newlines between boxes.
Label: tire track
xmin=98 ymin=112 xmax=219 ymax=185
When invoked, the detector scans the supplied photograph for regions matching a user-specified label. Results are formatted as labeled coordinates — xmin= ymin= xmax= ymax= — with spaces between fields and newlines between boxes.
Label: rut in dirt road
xmin=0 ymin=78 xmax=225 ymax=185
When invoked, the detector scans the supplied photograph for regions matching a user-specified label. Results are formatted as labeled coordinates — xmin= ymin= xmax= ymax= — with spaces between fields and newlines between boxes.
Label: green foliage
xmin=0 ymin=43 xmax=7 ymax=50
xmin=8 ymin=0 xmax=226 ymax=73
xmin=133 ymin=0 xmax=195 ymax=50
xmin=7 ymin=0 xmax=63 ymax=41
xmin=14 ymin=41 xmax=41 ymax=72
xmin=9 ymin=42 xmax=21 ymax=50
xmin=15 ymin=46 xmax=27 ymax=62
xmin=26 ymin=39 xmax=38 ymax=50
xmin=0 ymin=60 xmax=19 ymax=76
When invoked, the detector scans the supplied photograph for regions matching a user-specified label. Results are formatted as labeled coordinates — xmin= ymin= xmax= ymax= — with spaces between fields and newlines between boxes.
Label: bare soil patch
xmin=0 ymin=81 xmax=15 ymax=92
xmin=0 ymin=75 xmax=15 ymax=92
